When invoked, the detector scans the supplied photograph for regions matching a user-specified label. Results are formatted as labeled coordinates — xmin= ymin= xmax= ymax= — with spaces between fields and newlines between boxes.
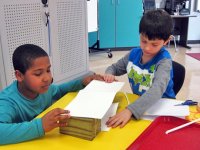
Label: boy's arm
xmin=51 ymin=78 xmax=85 ymax=101
xmin=105 ymin=52 xmax=130 ymax=76
xmin=127 ymin=59 xmax=172 ymax=119
xmin=58 ymin=78 xmax=85 ymax=94
xmin=0 ymin=95 xmax=69 ymax=145
xmin=0 ymin=106 xmax=44 ymax=145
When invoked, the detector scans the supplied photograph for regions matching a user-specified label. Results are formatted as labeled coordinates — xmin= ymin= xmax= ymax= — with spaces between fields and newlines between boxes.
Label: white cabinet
xmin=0 ymin=0 xmax=89 ymax=89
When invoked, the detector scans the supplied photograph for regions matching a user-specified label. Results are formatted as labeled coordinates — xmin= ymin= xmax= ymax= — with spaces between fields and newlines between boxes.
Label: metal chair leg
xmin=169 ymin=35 xmax=178 ymax=52
xmin=172 ymin=35 xmax=178 ymax=52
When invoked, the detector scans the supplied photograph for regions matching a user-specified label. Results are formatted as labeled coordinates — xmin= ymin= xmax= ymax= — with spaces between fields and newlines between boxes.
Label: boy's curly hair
xmin=12 ymin=44 xmax=48 ymax=74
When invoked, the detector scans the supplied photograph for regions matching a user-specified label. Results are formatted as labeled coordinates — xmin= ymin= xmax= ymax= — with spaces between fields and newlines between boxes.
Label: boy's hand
xmin=104 ymin=74 xmax=117 ymax=83
xmin=82 ymin=74 xmax=104 ymax=86
xmin=106 ymin=108 xmax=132 ymax=128
xmin=42 ymin=108 xmax=70 ymax=132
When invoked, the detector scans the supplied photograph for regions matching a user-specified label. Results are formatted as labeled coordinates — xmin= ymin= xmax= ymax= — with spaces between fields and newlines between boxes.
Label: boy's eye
xmin=152 ymin=43 xmax=160 ymax=47
xmin=152 ymin=44 xmax=158 ymax=47
xmin=142 ymin=40 xmax=147 ymax=43
xmin=47 ymin=69 xmax=51 ymax=73
xmin=34 ymin=72 xmax=42 ymax=76
xmin=33 ymin=70 xmax=43 ymax=76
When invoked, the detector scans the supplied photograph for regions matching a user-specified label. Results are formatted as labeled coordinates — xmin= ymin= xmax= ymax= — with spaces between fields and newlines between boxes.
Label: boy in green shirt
xmin=0 ymin=44 xmax=102 ymax=145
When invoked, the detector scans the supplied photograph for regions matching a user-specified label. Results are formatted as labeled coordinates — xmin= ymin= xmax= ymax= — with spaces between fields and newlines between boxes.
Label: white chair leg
xmin=170 ymin=35 xmax=178 ymax=52
xmin=168 ymin=40 xmax=170 ymax=47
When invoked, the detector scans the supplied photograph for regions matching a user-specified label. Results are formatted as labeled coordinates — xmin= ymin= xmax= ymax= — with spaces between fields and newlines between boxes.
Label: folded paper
xmin=60 ymin=80 xmax=124 ymax=140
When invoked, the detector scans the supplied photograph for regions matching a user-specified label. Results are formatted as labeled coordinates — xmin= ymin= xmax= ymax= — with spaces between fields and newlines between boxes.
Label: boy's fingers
xmin=57 ymin=122 xmax=68 ymax=127
xmin=55 ymin=114 xmax=70 ymax=121
xmin=51 ymin=108 xmax=70 ymax=124
xmin=53 ymin=108 xmax=70 ymax=115
xmin=65 ymin=110 xmax=70 ymax=113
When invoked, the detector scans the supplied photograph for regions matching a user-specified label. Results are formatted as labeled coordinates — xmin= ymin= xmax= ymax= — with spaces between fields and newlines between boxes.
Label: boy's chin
xmin=39 ymin=87 xmax=49 ymax=93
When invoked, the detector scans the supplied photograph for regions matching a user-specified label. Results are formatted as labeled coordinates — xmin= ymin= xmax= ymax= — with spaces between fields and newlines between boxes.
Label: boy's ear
xmin=15 ymin=70 xmax=24 ymax=82
xmin=163 ymin=35 xmax=172 ymax=45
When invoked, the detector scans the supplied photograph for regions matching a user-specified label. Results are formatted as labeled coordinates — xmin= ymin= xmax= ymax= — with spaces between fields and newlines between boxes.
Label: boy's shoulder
xmin=130 ymin=47 xmax=142 ymax=52
xmin=129 ymin=47 xmax=142 ymax=58
xmin=0 ymin=81 xmax=20 ymax=107
xmin=158 ymin=47 xmax=172 ymax=59
xmin=130 ymin=47 xmax=142 ymax=55
xmin=0 ymin=81 xmax=18 ymax=98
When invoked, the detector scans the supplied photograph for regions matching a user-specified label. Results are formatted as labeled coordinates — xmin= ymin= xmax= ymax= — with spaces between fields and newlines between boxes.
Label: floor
xmin=89 ymin=44 xmax=200 ymax=102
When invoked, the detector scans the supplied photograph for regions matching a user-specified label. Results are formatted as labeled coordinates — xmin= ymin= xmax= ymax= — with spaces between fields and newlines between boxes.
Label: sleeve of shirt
xmin=105 ymin=52 xmax=130 ymax=76
xmin=0 ymin=101 xmax=44 ymax=145
xmin=51 ymin=78 xmax=85 ymax=101
xmin=58 ymin=78 xmax=84 ymax=94
xmin=127 ymin=58 xmax=172 ymax=120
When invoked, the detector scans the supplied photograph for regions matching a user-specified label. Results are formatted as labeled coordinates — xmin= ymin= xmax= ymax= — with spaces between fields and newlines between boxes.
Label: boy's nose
xmin=144 ymin=45 xmax=150 ymax=51
xmin=43 ymin=74 xmax=52 ymax=83
xmin=144 ymin=46 xmax=153 ymax=53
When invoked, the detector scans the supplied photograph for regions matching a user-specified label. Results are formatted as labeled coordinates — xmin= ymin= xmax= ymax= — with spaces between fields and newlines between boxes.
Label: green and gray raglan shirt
xmin=105 ymin=47 xmax=175 ymax=120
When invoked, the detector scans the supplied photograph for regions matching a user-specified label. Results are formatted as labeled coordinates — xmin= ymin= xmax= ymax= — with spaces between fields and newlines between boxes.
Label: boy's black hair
xmin=139 ymin=9 xmax=173 ymax=41
xmin=12 ymin=44 xmax=48 ymax=74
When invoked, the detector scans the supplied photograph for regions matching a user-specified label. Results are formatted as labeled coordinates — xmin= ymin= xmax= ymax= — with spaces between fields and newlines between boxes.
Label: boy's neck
xmin=17 ymin=82 xmax=39 ymax=100
xmin=141 ymin=55 xmax=153 ymax=64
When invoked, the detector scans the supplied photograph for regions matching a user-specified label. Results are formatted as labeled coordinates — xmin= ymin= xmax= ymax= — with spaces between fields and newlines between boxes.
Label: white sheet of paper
xmin=142 ymin=98 xmax=189 ymax=120
xmin=65 ymin=80 xmax=124 ymax=119
xmin=84 ymin=80 xmax=124 ymax=93
xmin=101 ymin=103 xmax=119 ymax=131
xmin=65 ymin=90 xmax=116 ymax=119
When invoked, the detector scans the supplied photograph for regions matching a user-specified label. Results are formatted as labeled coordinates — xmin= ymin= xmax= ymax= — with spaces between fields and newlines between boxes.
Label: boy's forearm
xmin=127 ymin=85 xmax=165 ymax=120
xmin=58 ymin=78 xmax=84 ymax=95
xmin=0 ymin=119 xmax=44 ymax=145
xmin=105 ymin=52 xmax=129 ymax=76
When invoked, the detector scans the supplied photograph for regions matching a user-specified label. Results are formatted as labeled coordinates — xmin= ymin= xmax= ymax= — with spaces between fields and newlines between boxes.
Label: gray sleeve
xmin=105 ymin=52 xmax=130 ymax=76
xmin=127 ymin=58 xmax=172 ymax=120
